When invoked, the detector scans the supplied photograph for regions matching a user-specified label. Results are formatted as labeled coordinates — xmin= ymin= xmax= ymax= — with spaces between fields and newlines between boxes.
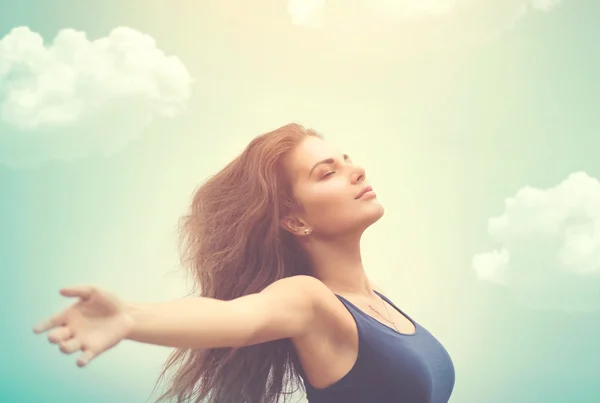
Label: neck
xmin=302 ymin=232 xmax=374 ymax=297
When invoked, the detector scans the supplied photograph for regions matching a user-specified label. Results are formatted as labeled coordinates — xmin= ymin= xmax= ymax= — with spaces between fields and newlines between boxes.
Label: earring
xmin=303 ymin=229 xmax=312 ymax=235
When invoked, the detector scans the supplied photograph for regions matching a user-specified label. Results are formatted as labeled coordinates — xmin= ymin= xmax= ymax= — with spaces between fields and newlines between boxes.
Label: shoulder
xmin=260 ymin=275 xmax=346 ymax=325
xmin=250 ymin=275 xmax=347 ymax=340
xmin=262 ymin=275 xmax=338 ymax=307
xmin=266 ymin=274 xmax=328 ymax=291
xmin=265 ymin=277 xmax=353 ymax=347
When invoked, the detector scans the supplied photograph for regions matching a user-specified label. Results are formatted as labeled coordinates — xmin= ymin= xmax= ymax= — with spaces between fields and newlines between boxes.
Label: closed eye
xmin=309 ymin=154 xmax=352 ymax=179
xmin=321 ymin=171 xmax=336 ymax=179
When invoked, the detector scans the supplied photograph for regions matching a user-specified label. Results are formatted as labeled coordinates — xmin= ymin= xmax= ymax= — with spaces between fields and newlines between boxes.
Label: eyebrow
xmin=308 ymin=154 xmax=350 ymax=178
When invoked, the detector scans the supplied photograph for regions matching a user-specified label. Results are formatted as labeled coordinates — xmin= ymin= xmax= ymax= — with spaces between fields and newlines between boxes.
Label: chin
xmin=328 ymin=203 xmax=386 ymax=237
xmin=361 ymin=202 xmax=385 ymax=229
xmin=372 ymin=203 xmax=386 ymax=222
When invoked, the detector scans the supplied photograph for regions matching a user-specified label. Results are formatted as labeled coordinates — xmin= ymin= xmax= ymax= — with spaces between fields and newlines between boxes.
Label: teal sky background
xmin=1 ymin=1 xmax=599 ymax=402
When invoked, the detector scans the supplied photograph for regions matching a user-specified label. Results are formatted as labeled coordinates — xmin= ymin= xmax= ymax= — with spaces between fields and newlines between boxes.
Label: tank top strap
xmin=334 ymin=293 xmax=360 ymax=314
xmin=334 ymin=294 xmax=372 ymax=326
xmin=373 ymin=290 xmax=419 ymax=325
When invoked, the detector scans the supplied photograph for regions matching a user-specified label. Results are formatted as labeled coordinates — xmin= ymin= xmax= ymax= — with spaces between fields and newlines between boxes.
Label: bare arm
xmin=126 ymin=275 xmax=331 ymax=349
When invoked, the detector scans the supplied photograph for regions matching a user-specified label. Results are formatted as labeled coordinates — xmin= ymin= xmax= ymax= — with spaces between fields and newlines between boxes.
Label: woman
xmin=33 ymin=123 xmax=455 ymax=403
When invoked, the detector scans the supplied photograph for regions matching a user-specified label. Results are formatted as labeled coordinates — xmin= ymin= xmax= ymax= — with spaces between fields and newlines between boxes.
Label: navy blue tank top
xmin=301 ymin=291 xmax=455 ymax=403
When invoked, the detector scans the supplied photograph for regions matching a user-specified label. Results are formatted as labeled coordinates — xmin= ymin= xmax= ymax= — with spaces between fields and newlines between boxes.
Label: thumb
xmin=76 ymin=349 xmax=96 ymax=368
xmin=60 ymin=286 xmax=96 ymax=300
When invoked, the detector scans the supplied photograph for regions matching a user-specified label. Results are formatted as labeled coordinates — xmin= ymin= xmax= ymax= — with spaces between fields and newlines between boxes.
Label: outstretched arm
xmin=127 ymin=275 xmax=328 ymax=349
xmin=33 ymin=275 xmax=331 ymax=367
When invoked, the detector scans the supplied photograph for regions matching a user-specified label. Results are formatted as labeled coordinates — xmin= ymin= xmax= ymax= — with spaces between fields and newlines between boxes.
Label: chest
xmin=339 ymin=321 xmax=456 ymax=403
xmin=364 ymin=301 xmax=417 ymax=335
xmin=299 ymin=318 xmax=456 ymax=403
xmin=296 ymin=300 xmax=455 ymax=401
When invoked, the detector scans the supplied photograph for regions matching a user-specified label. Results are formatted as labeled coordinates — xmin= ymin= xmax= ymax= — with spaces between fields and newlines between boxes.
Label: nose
xmin=351 ymin=165 xmax=366 ymax=184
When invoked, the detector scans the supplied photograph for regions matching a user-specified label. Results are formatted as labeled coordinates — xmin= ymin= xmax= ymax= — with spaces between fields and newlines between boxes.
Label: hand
xmin=33 ymin=286 xmax=134 ymax=367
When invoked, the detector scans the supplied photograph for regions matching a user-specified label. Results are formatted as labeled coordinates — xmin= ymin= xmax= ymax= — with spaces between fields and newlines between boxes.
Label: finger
xmin=33 ymin=312 xmax=65 ymax=334
xmin=60 ymin=286 xmax=96 ymax=300
xmin=76 ymin=349 xmax=95 ymax=368
xmin=59 ymin=338 xmax=82 ymax=355
xmin=47 ymin=326 xmax=72 ymax=344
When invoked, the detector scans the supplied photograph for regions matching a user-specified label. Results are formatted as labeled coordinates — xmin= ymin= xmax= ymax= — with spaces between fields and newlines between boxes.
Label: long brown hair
xmin=154 ymin=123 xmax=320 ymax=403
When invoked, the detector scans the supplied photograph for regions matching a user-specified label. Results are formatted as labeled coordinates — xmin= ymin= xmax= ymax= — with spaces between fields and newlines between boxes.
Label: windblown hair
xmin=154 ymin=123 xmax=321 ymax=403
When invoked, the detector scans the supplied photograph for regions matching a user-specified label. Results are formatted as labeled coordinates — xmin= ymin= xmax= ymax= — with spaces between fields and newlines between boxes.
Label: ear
xmin=280 ymin=215 xmax=308 ymax=235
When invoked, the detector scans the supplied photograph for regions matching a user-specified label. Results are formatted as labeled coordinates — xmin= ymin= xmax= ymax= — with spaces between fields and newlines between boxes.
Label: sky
xmin=1 ymin=0 xmax=600 ymax=402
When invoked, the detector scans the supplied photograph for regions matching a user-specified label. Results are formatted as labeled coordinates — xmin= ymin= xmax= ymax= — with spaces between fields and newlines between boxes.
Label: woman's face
xmin=283 ymin=136 xmax=384 ymax=238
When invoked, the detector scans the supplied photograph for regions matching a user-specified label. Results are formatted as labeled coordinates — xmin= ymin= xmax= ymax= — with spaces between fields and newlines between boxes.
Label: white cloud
xmin=0 ymin=26 xmax=192 ymax=168
xmin=288 ymin=0 xmax=566 ymax=54
xmin=473 ymin=172 xmax=600 ymax=312
xmin=370 ymin=0 xmax=563 ymax=18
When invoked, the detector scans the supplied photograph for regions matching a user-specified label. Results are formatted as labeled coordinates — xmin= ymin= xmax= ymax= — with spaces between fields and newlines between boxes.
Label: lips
xmin=355 ymin=185 xmax=374 ymax=199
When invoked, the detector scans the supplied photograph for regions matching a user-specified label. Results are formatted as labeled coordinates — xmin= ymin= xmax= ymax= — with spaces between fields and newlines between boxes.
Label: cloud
xmin=0 ymin=26 xmax=192 ymax=168
xmin=370 ymin=0 xmax=563 ymax=19
xmin=473 ymin=172 xmax=600 ymax=312
xmin=288 ymin=0 xmax=565 ymax=54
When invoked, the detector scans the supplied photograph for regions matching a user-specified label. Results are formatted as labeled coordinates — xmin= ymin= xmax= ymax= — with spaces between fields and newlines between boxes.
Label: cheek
xmin=303 ymin=186 xmax=354 ymax=224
